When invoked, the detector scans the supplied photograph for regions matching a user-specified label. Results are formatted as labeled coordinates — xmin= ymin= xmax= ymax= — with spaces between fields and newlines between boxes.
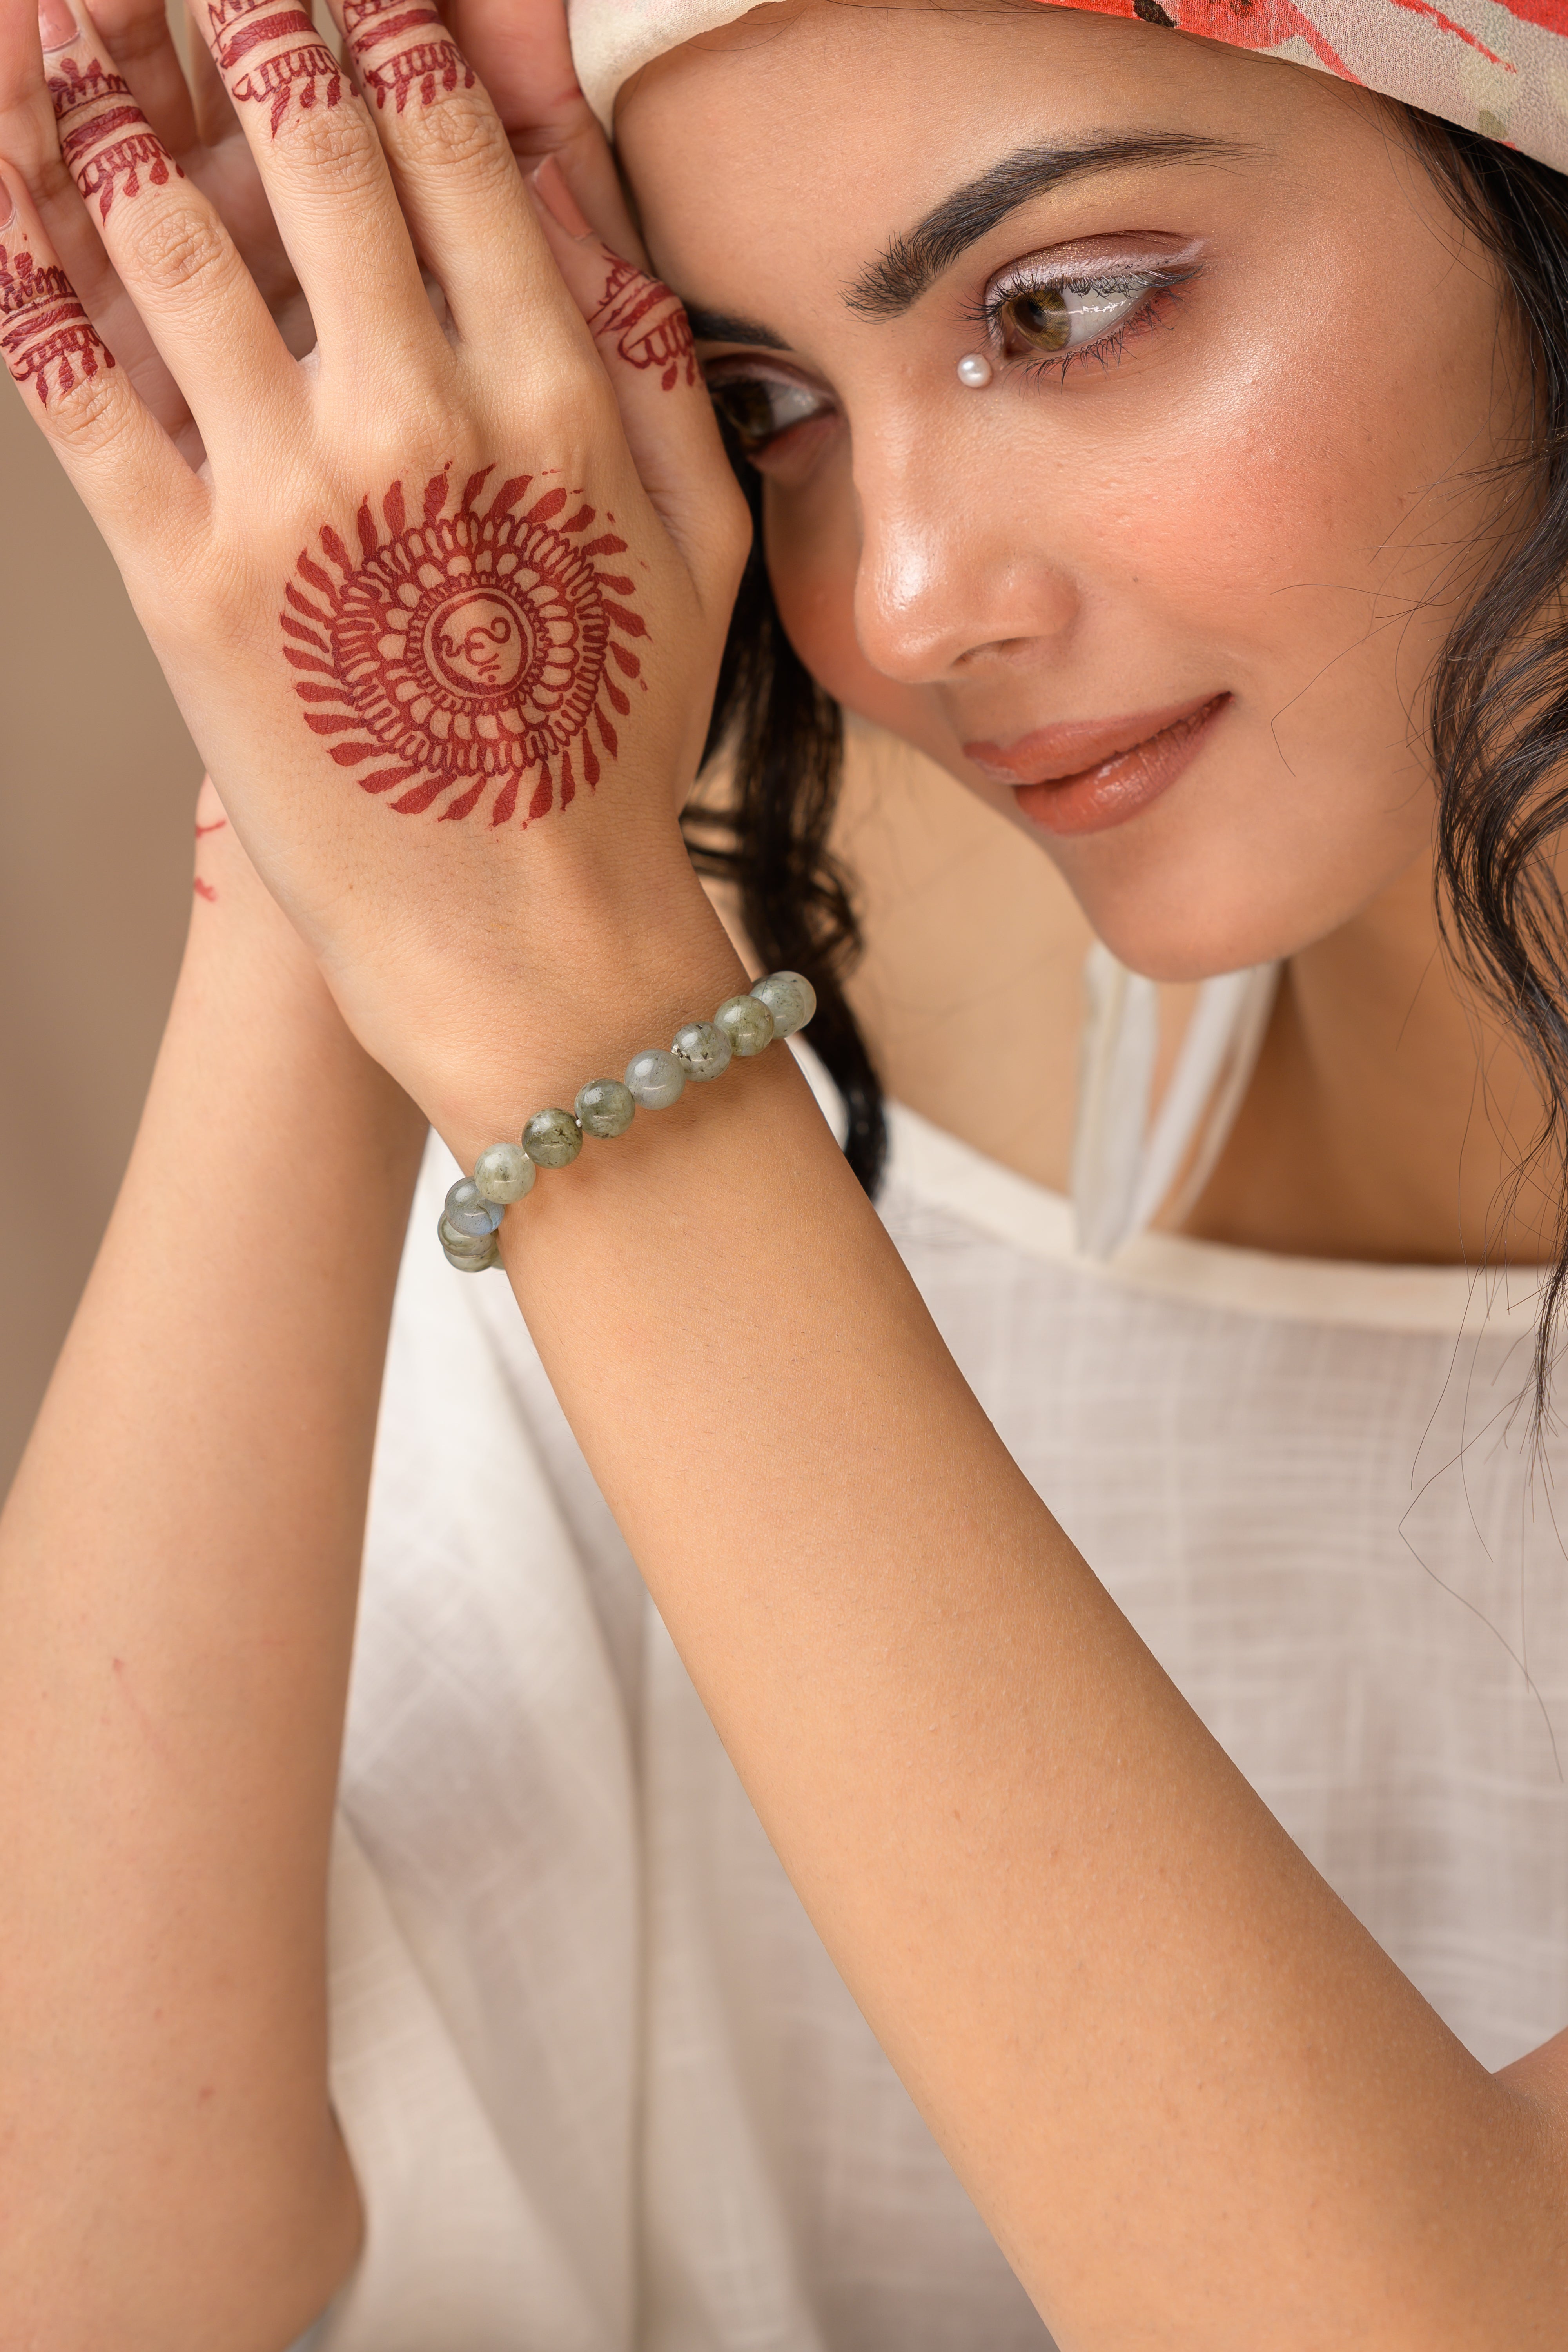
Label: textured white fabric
xmin=314 ymin=1105 xmax=1568 ymax=2347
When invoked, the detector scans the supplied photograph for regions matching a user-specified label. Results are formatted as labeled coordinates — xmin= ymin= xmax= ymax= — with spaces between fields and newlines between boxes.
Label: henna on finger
xmin=586 ymin=248 xmax=697 ymax=392
xmin=0 ymin=223 xmax=113 ymax=404
xmin=281 ymin=462 xmax=648 ymax=828
xmin=206 ymin=0 xmax=342 ymax=138
xmin=343 ymin=0 xmax=474 ymax=117
xmin=46 ymin=54 xmax=183 ymax=223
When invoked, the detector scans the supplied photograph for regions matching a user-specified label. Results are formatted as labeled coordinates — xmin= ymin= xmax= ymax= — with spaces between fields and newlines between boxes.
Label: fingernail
xmin=531 ymin=155 xmax=593 ymax=241
xmin=38 ymin=0 xmax=78 ymax=52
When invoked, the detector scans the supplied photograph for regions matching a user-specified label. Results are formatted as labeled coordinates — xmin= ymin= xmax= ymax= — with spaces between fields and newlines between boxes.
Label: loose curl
xmin=688 ymin=105 xmax=1568 ymax=1419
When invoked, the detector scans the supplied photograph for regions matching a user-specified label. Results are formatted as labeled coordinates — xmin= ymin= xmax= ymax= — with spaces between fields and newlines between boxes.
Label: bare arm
xmin=0 ymin=789 xmax=425 ymax=2350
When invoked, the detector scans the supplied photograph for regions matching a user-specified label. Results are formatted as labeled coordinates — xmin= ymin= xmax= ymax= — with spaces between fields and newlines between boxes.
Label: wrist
xmin=356 ymin=843 xmax=750 ymax=1166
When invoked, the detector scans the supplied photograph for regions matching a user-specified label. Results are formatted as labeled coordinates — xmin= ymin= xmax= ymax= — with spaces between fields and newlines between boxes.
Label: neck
xmin=1185 ymin=848 xmax=1557 ymax=1267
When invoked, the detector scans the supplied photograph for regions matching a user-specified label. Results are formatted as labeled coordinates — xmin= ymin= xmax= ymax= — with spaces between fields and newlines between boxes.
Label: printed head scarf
xmin=568 ymin=0 xmax=1568 ymax=172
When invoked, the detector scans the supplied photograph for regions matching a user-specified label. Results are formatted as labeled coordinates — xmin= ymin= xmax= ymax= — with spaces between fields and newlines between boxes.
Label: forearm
xmin=452 ymin=881 xmax=1568 ymax=2351
xmin=0 ymin=801 xmax=426 ymax=2350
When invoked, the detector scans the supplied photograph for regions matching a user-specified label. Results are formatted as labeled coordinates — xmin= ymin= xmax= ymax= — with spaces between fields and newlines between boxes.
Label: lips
xmin=962 ymin=693 xmax=1227 ymax=837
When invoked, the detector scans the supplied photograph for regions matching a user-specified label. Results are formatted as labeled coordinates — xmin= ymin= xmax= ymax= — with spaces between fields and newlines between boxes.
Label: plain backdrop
xmin=0 ymin=359 xmax=203 ymax=1494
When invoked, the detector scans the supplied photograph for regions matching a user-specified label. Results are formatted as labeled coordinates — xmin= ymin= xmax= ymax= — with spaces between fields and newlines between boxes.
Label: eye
xmin=706 ymin=368 xmax=833 ymax=457
xmin=993 ymin=273 xmax=1162 ymax=361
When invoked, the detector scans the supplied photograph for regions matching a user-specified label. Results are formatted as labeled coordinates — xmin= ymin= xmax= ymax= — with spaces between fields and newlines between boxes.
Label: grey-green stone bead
xmin=751 ymin=970 xmax=816 ymax=1039
xmin=523 ymin=1108 xmax=583 ymax=1169
xmin=474 ymin=1142 xmax=536 ymax=1204
xmin=439 ymin=1213 xmax=496 ymax=1259
xmin=444 ymin=1178 xmax=503 ymax=1238
xmin=671 ymin=1020 xmax=732 ymax=1082
xmin=444 ymin=1232 xmax=499 ymax=1272
xmin=626 ymin=1047 xmax=686 ymax=1109
xmin=576 ymin=1078 xmax=636 ymax=1138
xmin=714 ymin=993 xmax=775 ymax=1057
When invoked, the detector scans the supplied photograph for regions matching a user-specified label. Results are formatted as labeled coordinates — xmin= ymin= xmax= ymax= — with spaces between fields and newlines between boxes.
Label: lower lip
xmin=1000 ymin=694 xmax=1229 ymax=838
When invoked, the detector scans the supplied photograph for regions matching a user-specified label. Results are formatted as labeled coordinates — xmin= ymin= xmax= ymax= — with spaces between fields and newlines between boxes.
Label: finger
xmin=529 ymin=165 xmax=746 ymax=597
xmin=327 ymin=0 xmax=570 ymax=345
xmin=189 ymin=0 xmax=439 ymax=372
xmin=82 ymin=0 xmax=198 ymax=155
xmin=441 ymin=0 xmax=638 ymax=254
xmin=0 ymin=0 xmax=203 ymax=446
xmin=39 ymin=0 xmax=301 ymax=448
xmin=0 ymin=157 xmax=204 ymax=550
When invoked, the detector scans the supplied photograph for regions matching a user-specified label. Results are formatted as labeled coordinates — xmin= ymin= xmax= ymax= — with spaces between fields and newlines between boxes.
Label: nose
xmin=850 ymin=413 xmax=1081 ymax=686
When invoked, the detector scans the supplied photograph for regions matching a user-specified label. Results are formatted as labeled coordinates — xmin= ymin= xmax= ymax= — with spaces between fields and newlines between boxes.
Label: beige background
xmin=0 ymin=383 xmax=203 ymax=1495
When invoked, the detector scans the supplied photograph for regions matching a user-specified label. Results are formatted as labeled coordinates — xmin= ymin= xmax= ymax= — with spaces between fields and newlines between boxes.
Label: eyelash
xmin=969 ymin=261 xmax=1200 ymax=385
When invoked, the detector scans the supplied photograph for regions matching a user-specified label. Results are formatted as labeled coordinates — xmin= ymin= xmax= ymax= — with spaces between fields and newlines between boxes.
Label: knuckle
xmin=396 ymin=87 xmax=511 ymax=180
xmin=271 ymin=104 xmax=383 ymax=197
xmin=123 ymin=205 xmax=232 ymax=303
xmin=46 ymin=363 xmax=127 ymax=453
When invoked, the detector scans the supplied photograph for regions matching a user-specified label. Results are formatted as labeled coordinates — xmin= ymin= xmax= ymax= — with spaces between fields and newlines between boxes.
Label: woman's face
xmin=617 ymin=0 xmax=1521 ymax=982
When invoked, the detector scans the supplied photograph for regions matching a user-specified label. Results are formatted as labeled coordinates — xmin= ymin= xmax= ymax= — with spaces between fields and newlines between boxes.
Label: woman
xmin=1 ymin=0 xmax=1566 ymax=2343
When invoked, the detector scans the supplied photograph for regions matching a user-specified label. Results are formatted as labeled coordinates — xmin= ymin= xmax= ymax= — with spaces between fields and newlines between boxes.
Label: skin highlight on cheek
xmin=45 ymin=53 xmax=183 ymax=225
xmin=206 ymin=0 xmax=343 ymax=138
xmin=343 ymin=0 xmax=475 ymax=117
xmin=0 ymin=230 xmax=113 ymax=407
xmin=281 ymin=462 xmax=648 ymax=828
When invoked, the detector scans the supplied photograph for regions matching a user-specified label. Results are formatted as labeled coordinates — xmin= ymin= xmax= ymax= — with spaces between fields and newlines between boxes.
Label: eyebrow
xmin=844 ymin=132 xmax=1249 ymax=319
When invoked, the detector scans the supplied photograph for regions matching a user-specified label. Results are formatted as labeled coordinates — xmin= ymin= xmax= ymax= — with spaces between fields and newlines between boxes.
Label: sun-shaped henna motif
xmin=281 ymin=465 xmax=648 ymax=826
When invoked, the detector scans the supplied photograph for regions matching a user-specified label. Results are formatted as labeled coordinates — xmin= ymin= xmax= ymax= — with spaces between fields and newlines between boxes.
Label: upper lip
xmin=962 ymin=694 xmax=1223 ymax=785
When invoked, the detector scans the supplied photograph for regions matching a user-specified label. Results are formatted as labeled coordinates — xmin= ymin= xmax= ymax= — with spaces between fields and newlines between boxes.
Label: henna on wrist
xmin=281 ymin=463 xmax=648 ymax=828
xmin=46 ymin=54 xmax=182 ymax=225
xmin=0 ymin=231 xmax=113 ymax=407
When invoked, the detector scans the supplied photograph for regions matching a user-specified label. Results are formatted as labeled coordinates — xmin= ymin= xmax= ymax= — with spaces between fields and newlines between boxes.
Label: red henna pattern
xmin=207 ymin=0 xmax=341 ymax=134
xmin=588 ymin=252 xmax=697 ymax=394
xmin=0 ymin=239 xmax=113 ymax=408
xmin=47 ymin=55 xmax=183 ymax=223
xmin=343 ymin=0 xmax=474 ymax=112
xmin=280 ymin=465 xmax=647 ymax=827
xmin=193 ymin=877 xmax=218 ymax=901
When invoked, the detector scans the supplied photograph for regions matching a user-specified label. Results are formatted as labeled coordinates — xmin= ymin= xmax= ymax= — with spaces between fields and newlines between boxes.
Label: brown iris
xmin=999 ymin=284 xmax=1071 ymax=356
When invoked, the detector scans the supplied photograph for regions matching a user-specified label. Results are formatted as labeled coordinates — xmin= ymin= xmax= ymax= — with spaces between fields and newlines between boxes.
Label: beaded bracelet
xmin=437 ymin=970 xmax=817 ymax=1272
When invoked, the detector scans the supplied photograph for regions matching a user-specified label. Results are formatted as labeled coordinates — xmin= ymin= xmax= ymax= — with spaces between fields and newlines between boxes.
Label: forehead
xmin=617 ymin=4 xmax=1325 ymax=227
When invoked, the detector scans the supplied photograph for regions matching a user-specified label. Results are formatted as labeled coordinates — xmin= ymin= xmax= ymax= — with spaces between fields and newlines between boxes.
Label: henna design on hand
xmin=47 ymin=55 xmax=182 ymax=224
xmin=0 ymin=236 xmax=113 ymax=407
xmin=588 ymin=253 xmax=697 ymax=394
xmin=207 ymin=0 xmax=342 ymax=136
xmin=280 ymin=466 xmax=648 ymax=827
xmin=343 ymin=0 xmax=474 ymax=114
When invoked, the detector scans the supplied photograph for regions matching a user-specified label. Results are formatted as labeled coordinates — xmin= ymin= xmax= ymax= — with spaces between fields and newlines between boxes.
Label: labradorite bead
xmin=439 ymin=1212 xmax=495 ymax=1257
xmin=576 ymin=1078 xmax=636 ymax=1138
xmin=523 ymin=1107 xmax=583 ymax=1168
xmin=445 ymin=1178 xmax=503 ymax=1238
xmin=444 ymin=1231 xmax=499 ymax=1272
xmin=474 ymin=1142 xmax=536 ymax=1204
xmin=750 ymin=970 xmax=816 ymax=1039
xmin=671 ymin=1019 xmax=733 ymax=1081
xmin=626 ymin=1047 xmax=686 ymax=1109
xmin=714 ymin=993 xmax=775 ymax=1057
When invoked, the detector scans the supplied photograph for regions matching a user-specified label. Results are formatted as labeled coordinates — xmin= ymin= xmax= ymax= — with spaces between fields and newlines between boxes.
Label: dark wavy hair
xmin=686 ymin=104 xmax=1568 ymax=1410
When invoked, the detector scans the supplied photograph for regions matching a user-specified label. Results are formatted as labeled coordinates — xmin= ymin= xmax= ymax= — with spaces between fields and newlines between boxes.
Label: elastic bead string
xmin=439 ymin=971 xmax=817 ymax=1272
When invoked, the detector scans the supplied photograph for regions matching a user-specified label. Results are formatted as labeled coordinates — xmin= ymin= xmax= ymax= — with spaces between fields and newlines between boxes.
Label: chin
xmin=1045 ymin=828 xmax=1418 ymax=984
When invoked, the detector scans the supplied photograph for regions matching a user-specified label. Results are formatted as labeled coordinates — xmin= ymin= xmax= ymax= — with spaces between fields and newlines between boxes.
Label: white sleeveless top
xmin=306 ymin=984 xmax=1568 ymax=2351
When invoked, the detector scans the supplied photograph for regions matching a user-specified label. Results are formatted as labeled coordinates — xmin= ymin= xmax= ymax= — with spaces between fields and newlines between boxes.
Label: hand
xmin=0 ymin=0 xmax=748 ymax=1136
